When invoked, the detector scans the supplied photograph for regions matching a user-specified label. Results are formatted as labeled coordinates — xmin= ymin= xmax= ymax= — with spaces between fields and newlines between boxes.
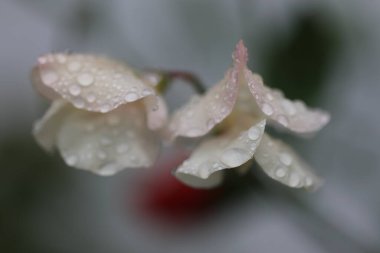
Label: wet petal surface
xmin=56 ymin=103 xmax=159 ymax=175
xmin=168 ymin=42 xmax=248 ymax=139
xmin=245 ymin=70 xmax=330 ymax=134
xmin=33 ymin=100 xmax=71 ymax=151
xmin=254 ymin=134 xmax=322 ymax=190
xmin=175 ymin=120 xmax=265 ymax=188
xmin=33 ymin=53 xmax=155 ymax=113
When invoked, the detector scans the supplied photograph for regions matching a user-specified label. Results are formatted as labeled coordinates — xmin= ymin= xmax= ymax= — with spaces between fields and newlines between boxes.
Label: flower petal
xmin=168 ymin=42 xmax=248 ymax=139
xmin=143 ymin=95 xmax=168 ymax=130
xmin=33 ymin=99 xmax=71 ymax=151
xmin=254 ymin=134 xmax=322 ymax=190
xmin=175 ymin=119 xmax=266 ymax=188
xmin=56 ymin=103 xmax=159 ymax=175
xmin=245 ymin=70 xmax=330 ymax=134
xmin=32 ymin=53 xmax=155 ymax=113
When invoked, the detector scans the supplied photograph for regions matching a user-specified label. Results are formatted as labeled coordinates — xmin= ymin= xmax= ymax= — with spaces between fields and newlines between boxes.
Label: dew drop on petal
xmin=69 ymin=84 xmax=81 ymax=96
xmin=125 ymin=92 xmax=139 ymax=102
xmin=98 ymin=163 xmax=118 ymax=176
xmin=85 ymin=93 xmax=96 ymax=103
xmin=77 ymin=73 xmax=94 ymax=86
xmin=248 ymin=127 xmax=261 ymax=140
xmin=65 ymin=155 xmax=77 ymax=166
xmin=282 ymin=100 xmax=296 ymax=116
xmin=305 ymin=177 xmax=313 ymax=187
xmin=289 ymin=173 xmax=301 ymax=187
xmin=262 ymin=103 xmax=274 ymax=116
xmin=100 ymin=104 xmax=111 ymax=113
xmin=41 ymin=69 xmax=58 ymax=85
xmin=275 ymin=167 xmax=287 ymax=178
xmin=277 ymin=115 xmax=289 ymax=127
xmin=221 ymin=148 xmax=250 ymax=167
xmin=279 ymin=152 xmax=292 ymax=166
xmin=67 ymin=61 xmax=81 ymax=72
xmin=73 ymin=97 xmax=85 ymax=109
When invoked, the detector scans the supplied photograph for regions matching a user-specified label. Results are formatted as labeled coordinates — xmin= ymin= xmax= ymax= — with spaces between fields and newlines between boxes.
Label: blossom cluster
xmin=32 ymin=41 xmax=329 ymax=189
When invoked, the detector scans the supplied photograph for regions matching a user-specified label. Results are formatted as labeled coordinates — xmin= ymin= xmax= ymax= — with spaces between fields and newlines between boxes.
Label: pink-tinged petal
xmin=254 ymin=134 xmax=322 ymax=190
xmin=169 ymin=69 xmax=239 ymax=138
xmin=32 ymin=100 xmax=71 ymax=151
xmin=168 ymin=42 xmax=248 ymax=139
xmin=175 ymin=120 xmax=266 ymax=188
xmin=143 ymin=95 xmax=168 ymax=130
xmin=245 ymin=70 xmax=330 ymax=134
xmin=56 ymin=103 xmax=159 ymax=175
xmin=32 ymin=53 xmax=155 ymax=113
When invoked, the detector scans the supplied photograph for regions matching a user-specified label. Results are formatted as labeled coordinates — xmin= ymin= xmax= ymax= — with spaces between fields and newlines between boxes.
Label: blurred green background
xmin=1 ymin=0 xmax=379 ymax=252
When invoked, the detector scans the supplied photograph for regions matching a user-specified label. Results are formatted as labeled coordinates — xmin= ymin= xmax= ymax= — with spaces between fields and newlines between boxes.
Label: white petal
xmin=56 ymin=103 xmax=159 ymax=175
xmin=245 ymin=70 xmax=330 ymax=134
xmin=143 ymin=95 xmax=168 ymax=130
xmin=175 ymin=171 xmax=224 ymax=189
xmin=32 ymin=53 xmax=155 ymax=113
xmin=254 ymin=134 xmax=322 ymax=190
xmin=33 ymin=100 xmax=71 ymax=151
xmin=168 ymin=42 xmax=248 ymax=139
xmin=168 ymin=69 xmax=239 ymax=138
xmin=174 ymin=119 xmax=266 ymax=188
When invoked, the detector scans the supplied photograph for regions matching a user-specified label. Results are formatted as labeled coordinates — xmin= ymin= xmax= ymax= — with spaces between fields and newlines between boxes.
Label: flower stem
xmin=155 ymin=70 xmax=206 ymax=94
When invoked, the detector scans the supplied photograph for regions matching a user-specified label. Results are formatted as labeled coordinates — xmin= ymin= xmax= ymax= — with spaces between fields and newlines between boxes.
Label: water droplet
xmin=248 ymin=127 xmax=261 ymax=140
xmin=69 ymin=84 xmax=81 ymax=96
xmin=77 ymin=73 xmax=94 ymax=86
xmin=289 ymin=173 xmax=300 ymax=187
xmin=125 ymin=92 xmax=139 ymax=102
xmin=67 ymin=61 xmax=81 ymax=72
xmin=305 ymin=177 xmax=313 ymax=187
xmin=277 ymin=115 xmax=289 ymax=127
xmin=56 ymin=54 xmax=67 ymax=63
xmin=98 ymin=163 xmax=118 ymax=176
xmin=221 ymin=148 xmax=250 ymax=167
xmin=100 ymin=104 xmax=111 ymax=113
xmin=116 ymin=144 xmax=129 ymax=154
xmin=85 ymin=93 xmax=96 ymax=103
xmin=73 ymin=98 xmax=85 ymax=108
xmin=262 ymin=103 xmax=274 ymax=116
xmin=266 ymin=93 xmax=274 ymax=101
xmin=279 ymin=152 xmax=292 ymax=166
xmin=282 ymin=100 xmax=296 ymax=115
xmin=65 ymin=155 xmax=77 ymax=166
xmin=275 ymin=167 xmax=287 ymax=178
xmin=199 ymin=164 xmax=209 ymax=179
xmin=142 ymin=88 xmax=153 ymax=96
xmin=41 ymin=69 xmax=58 ymax=85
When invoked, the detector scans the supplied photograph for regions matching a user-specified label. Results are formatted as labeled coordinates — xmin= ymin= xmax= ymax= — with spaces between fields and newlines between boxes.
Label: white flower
xmin=32 ymin=53 xmax=167 ymax=175
xmin=169 ymin=41 xmax=330 ymax=189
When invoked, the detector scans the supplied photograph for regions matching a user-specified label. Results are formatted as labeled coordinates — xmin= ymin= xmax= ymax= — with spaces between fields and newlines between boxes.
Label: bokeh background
xmin=1 ymin=0 xmax=379 ymax=252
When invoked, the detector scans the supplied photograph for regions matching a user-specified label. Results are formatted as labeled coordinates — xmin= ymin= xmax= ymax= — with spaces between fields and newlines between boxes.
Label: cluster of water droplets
xmin=37 ymin=53 xmax=155 ymax=113
xmin=254 ymin=135 xmax=316 ymax=189
xmin=58 ymin=106 xmax=157 ymax=175
xmin=169 ymin=68 xmax=239 ymax=138
xmin=177 ymin=120 xmax=265 ymax=180
xmin=246 ymin=70 xmax=329 ymax=133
